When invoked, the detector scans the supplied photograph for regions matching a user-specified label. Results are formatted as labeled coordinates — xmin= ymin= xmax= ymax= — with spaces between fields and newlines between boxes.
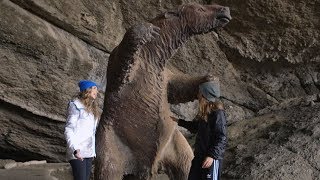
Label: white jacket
xmin=64 ymin=99 xmax=98 ymax=161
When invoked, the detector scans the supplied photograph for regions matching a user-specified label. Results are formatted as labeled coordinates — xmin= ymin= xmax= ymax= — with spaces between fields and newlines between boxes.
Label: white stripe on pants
xmin=207 ymin=159 xmax=220 ymax=180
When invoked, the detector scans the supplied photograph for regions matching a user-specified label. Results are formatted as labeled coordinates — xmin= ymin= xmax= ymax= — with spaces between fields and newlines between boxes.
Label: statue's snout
xmin=218 ymin=6 xmax=232 ymax=22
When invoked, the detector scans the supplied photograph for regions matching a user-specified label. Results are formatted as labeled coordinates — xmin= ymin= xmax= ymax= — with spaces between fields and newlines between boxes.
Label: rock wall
xmin=0 ymin=0 xmax=109 ymax=162
xmin=224 ymin=100 xmax=320 ymax=179
xmin=0 ymin=0 xmax=319 ymax=175
xmin=171 ymin=0 xmax=320 ymax=123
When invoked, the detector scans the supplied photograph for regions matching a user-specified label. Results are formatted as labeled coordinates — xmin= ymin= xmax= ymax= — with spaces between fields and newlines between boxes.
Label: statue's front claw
xmin=148 ymin=24 xmax=161 ymax=40
xmin=138 ymin=23 xmax=160 ymax=45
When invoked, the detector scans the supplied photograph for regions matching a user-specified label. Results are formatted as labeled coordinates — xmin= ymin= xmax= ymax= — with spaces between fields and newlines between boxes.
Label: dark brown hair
xmin=198 ymin=93 xmax=223 ymax=122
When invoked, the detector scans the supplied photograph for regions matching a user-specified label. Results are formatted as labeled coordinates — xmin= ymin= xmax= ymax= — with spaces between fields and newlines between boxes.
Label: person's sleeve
xmin=64 ymin=102 xmax=80 ymax=152
xmin=94 ymin=118 xmax=99 ymax=134
xmin=177 ymin=119 xmax=199 ymax=134
xmin=207 ymin=110 xmax=227 ymax=159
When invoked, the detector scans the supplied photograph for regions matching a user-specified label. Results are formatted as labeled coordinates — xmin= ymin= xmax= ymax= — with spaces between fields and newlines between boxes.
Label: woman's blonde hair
xmin=198 ymin=93 xmax=224 ymax=121
xmin=75 ymin=88 xmax=100 ymax=120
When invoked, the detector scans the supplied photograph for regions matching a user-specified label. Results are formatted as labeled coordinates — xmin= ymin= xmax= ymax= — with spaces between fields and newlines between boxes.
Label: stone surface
xmin=9 ymin=0 xmax=125 ymax=52
xmin=0 ymin=0 xmax=108 ymax=162
xmin=0 ymin=160 xmax=169 ymax=180
xmin=223 ymin=103 xmax=320 ymax=179
xmin=0 ymin=162 xmax=72 ymax=180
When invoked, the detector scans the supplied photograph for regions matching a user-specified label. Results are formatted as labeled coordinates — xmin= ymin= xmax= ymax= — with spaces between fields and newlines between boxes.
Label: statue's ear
xmin=164 ymin=11 xmax=179 ymax=19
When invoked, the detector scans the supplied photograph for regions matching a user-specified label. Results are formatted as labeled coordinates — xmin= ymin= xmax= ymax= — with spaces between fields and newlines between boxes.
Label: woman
xmin=173 ymin=80 xmax=227 ymax=180
xmin=65 ymin=80 xmax=100 ymax=180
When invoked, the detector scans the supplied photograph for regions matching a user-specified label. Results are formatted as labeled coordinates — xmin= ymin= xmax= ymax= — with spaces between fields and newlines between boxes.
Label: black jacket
xmin=178 ymin=109 xmax=227 ymax=160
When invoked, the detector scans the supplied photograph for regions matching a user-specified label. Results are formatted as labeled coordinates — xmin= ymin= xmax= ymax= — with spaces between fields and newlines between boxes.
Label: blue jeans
xmin=69 ymin=158 xmax=93 ymax=180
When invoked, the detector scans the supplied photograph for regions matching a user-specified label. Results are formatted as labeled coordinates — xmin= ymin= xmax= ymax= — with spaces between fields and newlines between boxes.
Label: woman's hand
xmin=202 ymin=157 xmax=214 ymax=168
xmin=74 ymin=149 xmax=83 ymax=161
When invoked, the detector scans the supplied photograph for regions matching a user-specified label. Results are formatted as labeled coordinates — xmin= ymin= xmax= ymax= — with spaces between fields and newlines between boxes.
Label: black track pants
xmin=188 ymin=157 xmax=222 ymax=180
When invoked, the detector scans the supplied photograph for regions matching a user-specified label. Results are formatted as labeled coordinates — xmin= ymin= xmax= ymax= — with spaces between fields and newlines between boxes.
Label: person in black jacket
xmin=173 ymin=79 xmax=227 ymax=180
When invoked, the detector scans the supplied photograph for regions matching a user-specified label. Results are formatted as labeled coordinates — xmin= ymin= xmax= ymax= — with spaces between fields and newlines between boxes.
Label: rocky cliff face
xmin=0 ymin=0 xmax=319 ymax=178
xmin=0 ymin=0 xmax=109 ymax=162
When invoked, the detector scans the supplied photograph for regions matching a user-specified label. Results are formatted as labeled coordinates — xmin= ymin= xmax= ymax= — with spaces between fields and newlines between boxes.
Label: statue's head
xmin=158 ymin=3 xmax=231 ymax=34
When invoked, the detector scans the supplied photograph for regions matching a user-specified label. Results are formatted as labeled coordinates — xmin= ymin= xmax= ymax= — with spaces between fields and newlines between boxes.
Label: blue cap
xmin=199 ymin=81 xmax=220 ymax=102
xmin=78 ymin=80 xmax=97 ymax=92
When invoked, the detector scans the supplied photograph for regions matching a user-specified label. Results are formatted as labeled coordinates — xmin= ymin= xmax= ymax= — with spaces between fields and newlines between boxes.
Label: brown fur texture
xmin=95 ymin=3 xmax=231 ymax=180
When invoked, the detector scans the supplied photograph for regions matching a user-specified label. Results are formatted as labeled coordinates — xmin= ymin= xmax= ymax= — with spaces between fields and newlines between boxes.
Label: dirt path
xmin=0 ymin=160 xmax=169 ymax=180
xmin=0 ymin=162 xmax=72 ymax=180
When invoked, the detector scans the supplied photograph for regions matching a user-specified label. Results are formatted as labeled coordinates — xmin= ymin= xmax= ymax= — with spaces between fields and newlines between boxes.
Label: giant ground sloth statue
xmin=95 ymin=2 xmax=231 ymax=180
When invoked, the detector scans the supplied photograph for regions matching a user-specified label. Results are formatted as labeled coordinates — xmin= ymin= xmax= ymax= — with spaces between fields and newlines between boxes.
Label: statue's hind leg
xmin=161 ymin=129 xmax=194 ymax=180
xmin=94 ymin=127 xmax=129 ymax=180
